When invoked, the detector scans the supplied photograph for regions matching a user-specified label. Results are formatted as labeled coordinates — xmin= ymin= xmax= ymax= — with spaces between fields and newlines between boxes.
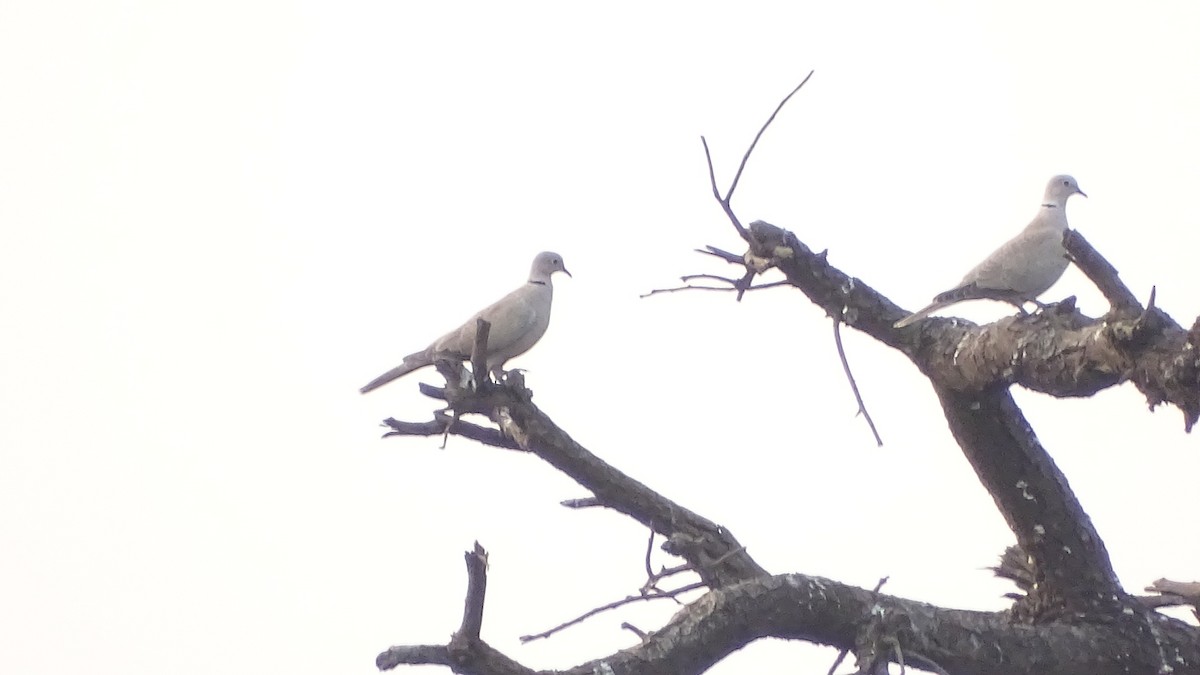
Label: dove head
xmin=530 ymin=251 xmax=571 ymax=282
xmin=1044 ymin=175 xmax=1087 ymax=205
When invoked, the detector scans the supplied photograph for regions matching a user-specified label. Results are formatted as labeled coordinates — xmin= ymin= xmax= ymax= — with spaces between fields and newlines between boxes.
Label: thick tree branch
xmin=935 ymin=385 xmax=1123 ymax=619
xmin=377 ymin=569 xmax=1200 ymax=675
xmin=382 ymin=378 xmax=765 ymax=588
xmin=499 ymin=395 xmax=766 ymax=586
xmin=1064 ymin=229 xmax=1141 ymax=313
xmin=735 ymin=220 xmax=1200 ymax=428
xmin=911 ymin=295 xmax=1200 ymax=430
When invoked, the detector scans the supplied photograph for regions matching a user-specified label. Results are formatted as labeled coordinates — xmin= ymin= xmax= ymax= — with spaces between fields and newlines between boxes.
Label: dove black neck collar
xmin=529 ymin=280 xmax=548 ymax=286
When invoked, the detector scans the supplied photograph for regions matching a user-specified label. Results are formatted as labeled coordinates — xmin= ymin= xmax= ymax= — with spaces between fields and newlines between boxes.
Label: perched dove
xmin=893 ymin=175 xmax=1086 ymax=328
xmin=360 ymin=251 xmax=571 ymax=393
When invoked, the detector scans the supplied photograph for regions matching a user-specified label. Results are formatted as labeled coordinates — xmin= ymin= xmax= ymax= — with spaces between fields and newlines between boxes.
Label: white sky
xmin=2 ymin=2 xmax=1198 ymax=674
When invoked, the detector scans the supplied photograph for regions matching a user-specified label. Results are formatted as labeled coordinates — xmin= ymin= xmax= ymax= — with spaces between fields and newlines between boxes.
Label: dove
xmin=360 ymin=251 xmax=570 ymax=393
xmin=894 ymin=175 xmax=1086 ymax=328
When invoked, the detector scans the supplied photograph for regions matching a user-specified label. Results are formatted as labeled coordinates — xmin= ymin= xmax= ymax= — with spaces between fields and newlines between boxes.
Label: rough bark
xmin=378 ymin=565 xmax=1199 ymax=675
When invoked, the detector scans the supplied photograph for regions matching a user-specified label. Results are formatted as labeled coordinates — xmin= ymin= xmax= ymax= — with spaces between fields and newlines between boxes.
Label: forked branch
xmin=700 ymin=71 xmax=813 ymax=240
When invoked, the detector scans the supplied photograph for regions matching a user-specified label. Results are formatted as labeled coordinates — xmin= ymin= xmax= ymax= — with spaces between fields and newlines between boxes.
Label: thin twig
xmin=620 ymin=622 xmax=648 ymax=640
xmin=559 ymin=497 xmax=603 ymax=509
xmin=638 ymin=525 xmax=696 ymax=596
xmin=699 ymin=72 xmax=815 ymax=245
xmin=647 ymin=563 xmax=692 ymax=585
xmin=833 ymin=317 xmax=883 ymax=446
xmin=640 ymin=279 xmax=791 ymax=299
xmin=701 ymin=137 xmax=746 ymax=239
xmin=741 ymin=278 xmax=792 ymax=297
xmin=695 ymin=246 xmax=744 ymax=264
xmin=518 ymin=582 xmax=706 ymax=643
xmin=417 ymin=382 xmax=448 ymax=400
xmin=381 ymin=416 xmax=524 ymax=451
xmin=725 ymin=71 xmax=814 ymax=204
xmin=824 ymin=648 xmax=849 ymax=675
xmin=640 ymin=284 xmax=739 ymax=298
xmin=682 ymin=273 xmax=741 ymax=285
xmin=437 ymin=405 xmax=461 ymax=450
xmin=643 ymin=528 xmax=656 ymax=579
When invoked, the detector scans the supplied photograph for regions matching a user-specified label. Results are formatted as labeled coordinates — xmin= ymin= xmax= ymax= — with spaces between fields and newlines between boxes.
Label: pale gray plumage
xmin=894 ymin=175 xmax=1086 ymax=328
xmin=360 ymin=251 xmax=570 ymax=394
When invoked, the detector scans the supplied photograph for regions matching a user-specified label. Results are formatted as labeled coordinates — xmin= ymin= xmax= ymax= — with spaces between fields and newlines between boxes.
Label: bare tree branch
xmin=833 ymin=317 xmax=883 ymax=446
xmin=639 ymin=275 xmax=788 ymax=299
xmin=1064 ymin=229 xmax=1142 ymax=313
xmin=519 ymin=581 xmax=706 ymax=643
xmin=458 ymin=543 xmax=488 ymax=640
xmin=620 ymin=622 xmax=648 ymax=639
xmin=488 ymin=386 xmax=767 ymax=588
xmin=700 ymin=72 xmax=815 ymax=242
xmin=724 ymin=72 xmax=815 ymax=205
xmin=559 ymin=497 xmax=602 ymax=509
xmin=384 ymin=375 xmax=766 ymax=588
xmin=639 ymin=283 xmax=742 ymax=298
xmin=695 ymin=245 xmax=744 ymax=264
xmin=381 ymin=416 xmax=523 ymax=451
xmin=375 ymin=645 xmax=452 ymax=670
xmin=729 ymin=220 xmax=1200 ymax=428
xmin=936 ymin=385 xmax=1125 ymax=618
xmin=377 ymin=569 xmax=1200 ymax=675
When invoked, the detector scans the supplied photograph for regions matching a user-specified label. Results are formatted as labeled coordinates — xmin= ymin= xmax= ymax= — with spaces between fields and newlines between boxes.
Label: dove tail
xmin=893 ymin=301 xmax=952 ymax=329
xmin=359 ymin=352 xmax=433 ymax=394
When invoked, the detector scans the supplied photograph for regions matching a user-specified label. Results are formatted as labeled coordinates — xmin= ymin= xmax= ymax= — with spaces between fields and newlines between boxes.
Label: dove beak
xmin=562 ymin=267 xmax=573 ymax=278
xmin=1077 ymin=188 xmax=1088 ymax=198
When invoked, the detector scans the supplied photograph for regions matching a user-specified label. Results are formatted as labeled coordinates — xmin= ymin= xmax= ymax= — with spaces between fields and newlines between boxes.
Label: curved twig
xmin=701 ymin=71 xmax=815 ymax=241
xmin=833 ymin=317 xmax=883 ymax=446
xmin=725 ymin=71 xmax=814 ymax=204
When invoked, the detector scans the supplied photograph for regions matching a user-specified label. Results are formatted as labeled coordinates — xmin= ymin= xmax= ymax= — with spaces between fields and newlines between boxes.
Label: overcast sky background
xmin=2 ymin=2 xmax=1199 ymax=674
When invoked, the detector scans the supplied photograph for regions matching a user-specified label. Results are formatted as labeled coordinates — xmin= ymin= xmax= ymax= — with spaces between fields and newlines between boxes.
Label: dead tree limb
xmin=376 ymin=560 xmax=1200 ymax=675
